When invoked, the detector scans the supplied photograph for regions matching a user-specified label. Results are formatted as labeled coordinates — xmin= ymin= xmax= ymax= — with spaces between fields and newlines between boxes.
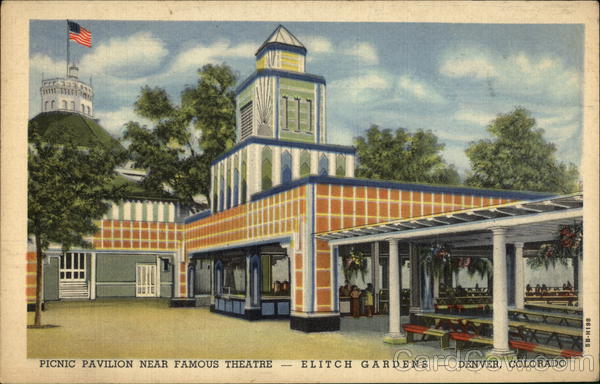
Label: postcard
xmin=1 ymin=1 xmax=598 ymax=383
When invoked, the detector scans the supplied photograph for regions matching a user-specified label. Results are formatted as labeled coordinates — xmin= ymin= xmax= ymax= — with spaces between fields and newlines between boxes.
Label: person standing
xmin=350 ymin=286 xmax=361 ymax=318
xmin=365 ymin=283 xmax=374 ymax=317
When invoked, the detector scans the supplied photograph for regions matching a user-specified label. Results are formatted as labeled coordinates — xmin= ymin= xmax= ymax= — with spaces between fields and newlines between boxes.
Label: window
xmin=219 ymin=175 xmax=224 ymax=212
xmin=233 ymin=168 xmax=239 ymax=207
xmin=307 ymin=99 xmax=313 ymax=132
xmin=81 ymin=103 xmax=85 ymax=112
xmin=336 ymin=154 xmax=346 ymax=176
xmin=261 ymin=147 xmax=273 ymax=190
xmin=281 ymin=150 xmax=292 ymax=183
xmin=161 ymin=258 xmax=170 ymax=272
xmin=213 ymin=173 xmax=218 ymax=211
xmin=318 ymin=154 xmax=329 ymax=176
xmin=60 ymin=252 xmax=87 ymax=280
xmin=51 ymin=100 xmax=55 ymax=109
xmin=241 ymin=159 xmax=247 ymax=204
xmin=220 ymin=255 xmax=246 ymax=295
xmin=295 ymin=98 xmax=301 ymax=131
xmin=261 ymin=254 xmax=290 ymax=296
xmin=226 ymin=166 xmax=231 ymax=210
xmin=44 ymin=101 xmax=49 ymax=111
xmin=240 ymin=102 xmax=253 ymax=140
xmin=71 ymin=101 xmax=75 ymax=110
xmin=62 ymin=100 xmax=67 ymax=109
xmin=281 ymin=96 xmax=289 ymax=130
xmin=299 ymin=150 xmax=310 ymax=178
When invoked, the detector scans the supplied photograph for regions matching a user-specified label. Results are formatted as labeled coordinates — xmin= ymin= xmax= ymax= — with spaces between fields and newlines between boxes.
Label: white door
xmin=136 ymin=264 xmax=157 ymax=297
xmin=59 ymin=252 xmax=89 ymax=299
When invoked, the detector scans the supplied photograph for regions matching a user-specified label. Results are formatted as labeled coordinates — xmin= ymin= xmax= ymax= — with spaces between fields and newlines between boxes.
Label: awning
xmin=316 ymin=193 xmax=583 ymax=247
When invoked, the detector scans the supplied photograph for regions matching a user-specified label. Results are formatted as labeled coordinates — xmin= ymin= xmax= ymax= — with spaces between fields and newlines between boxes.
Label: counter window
xmin=261 ymin=254 xmax=290 ymax=296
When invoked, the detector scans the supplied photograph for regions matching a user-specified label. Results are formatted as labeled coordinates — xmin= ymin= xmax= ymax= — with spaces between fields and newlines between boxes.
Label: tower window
xmin=261 ymin=147 xmax=273 ymax=191
xmin=295 ymin=98 xmax=301 ymax=132
xmin=318 ymin=154 xmax=328 ymax=176
xmin=240 ymin=102 xmax=253 ymax=140
xmin=281 ymin=96 xmax=289 ymax=130
xmin=307 ymin=99 xmax=313 ymax=132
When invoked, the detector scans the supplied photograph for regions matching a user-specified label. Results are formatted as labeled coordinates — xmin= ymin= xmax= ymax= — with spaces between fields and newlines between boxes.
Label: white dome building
xmin=40 ymin=64 xmax=94 ymax=117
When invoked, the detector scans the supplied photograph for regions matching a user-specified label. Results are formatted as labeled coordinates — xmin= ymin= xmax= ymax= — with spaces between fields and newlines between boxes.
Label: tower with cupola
xmin=235 ymin=25 xmax=327 ymax=144
xmin=210 ymin=25 xmax=355 ymax=213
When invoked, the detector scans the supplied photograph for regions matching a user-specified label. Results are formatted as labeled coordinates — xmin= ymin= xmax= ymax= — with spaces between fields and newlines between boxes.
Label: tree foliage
xmin=465 ymin=108 xmax=579 ymax=193
xmin=28 ymin=128 xmax=125 ymax=326
xmin=124 ymin=64 xmax=237 ymax=207
xmin=354 ymin=125 xmax=460 ymax=185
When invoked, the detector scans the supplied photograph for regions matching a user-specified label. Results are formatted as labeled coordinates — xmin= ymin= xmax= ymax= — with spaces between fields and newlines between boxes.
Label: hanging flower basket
xmin=342 ymin=247 xmax=368 ymax=281
xmin=528 ymin=223 xmax=583 ymax=269
xmin=421 ymin=243 xmax=491 ymax=279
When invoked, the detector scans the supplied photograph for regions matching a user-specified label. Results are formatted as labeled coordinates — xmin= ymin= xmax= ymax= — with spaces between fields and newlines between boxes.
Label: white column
xmin=384 ymin=239 xmax=406 ymax=344
xmin=252 ymin=145 xmax=262 ymax=195
xmin=371 ymin=242 xmax=380 ymax=313
xmin=155 ymin=255 xmax=161 ymax=298
xmin=514 ymin=242 xmax=525 ymax=309
xmin=327 ymin=153 xmax=336 ymax=176
xmin=90 ymin=252 xmax=96 ymax=300
xmin=346 ymin=154 xmax=355 ymax=177
xmin=489 ymin=227 xmax=514 ymax=357
xmin=577 ymin=253 xmax=583 ymax=308
xmin=291 ymin=148 xmax=300 ymax=180
xmin=272 ymin=146 xmax=281 ymax=187
xmin=310 ymin=151 xmax=318 ymax=175
xmin=433 ymin=274 xmax=440 ymax=299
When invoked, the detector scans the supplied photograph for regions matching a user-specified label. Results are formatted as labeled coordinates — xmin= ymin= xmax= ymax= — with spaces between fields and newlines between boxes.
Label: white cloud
xmin=94 ymin=107 xmax=142 ymax=137
xmin=30 ymin=53 xmax=66 ymax=75
xmin=397 ymin=75 xmax=445 ymax=104
xmin=342 ymin=42 xmax=379 ymax=65
xmin=440 ymin=50 xmax=497 ymax=79
xmin=299 ymin=35 xmax=378 ymax=65
xmin=80 ymin=32 xmax=169 ymax=77
xmin=299 ymin=35 xmax=333 ymax=54
xmin=168 ymin=40 xmax=254 ymax=74
xmin=454 ymin=107 xmax=496 ymax=126
xmin=330 ymin=72 xmax=390 ymax=103
xmin=434 ymin=129 xmax=485 ymax=143
xmin=439 ymin=47 xmax=581 ymax=103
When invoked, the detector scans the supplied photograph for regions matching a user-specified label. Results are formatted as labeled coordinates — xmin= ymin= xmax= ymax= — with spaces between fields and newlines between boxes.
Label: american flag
xmin=68 ymin=21 xmax=92 ymax=48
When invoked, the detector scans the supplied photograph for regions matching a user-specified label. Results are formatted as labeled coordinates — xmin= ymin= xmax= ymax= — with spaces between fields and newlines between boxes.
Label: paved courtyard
xmin=27 ymin=299 xmax=465 ymax=359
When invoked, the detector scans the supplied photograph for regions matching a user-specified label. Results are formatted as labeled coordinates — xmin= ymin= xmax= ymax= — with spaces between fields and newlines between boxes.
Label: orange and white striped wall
xmin=183 ymin=175 xmax=536 ymax=331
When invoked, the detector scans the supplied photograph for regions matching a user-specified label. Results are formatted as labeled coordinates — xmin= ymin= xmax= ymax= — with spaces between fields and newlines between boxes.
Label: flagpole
xmin=66 ymin=20 xmax=70 ymax=76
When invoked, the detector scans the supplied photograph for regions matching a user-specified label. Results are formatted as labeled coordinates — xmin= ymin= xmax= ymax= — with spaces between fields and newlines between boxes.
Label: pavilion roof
xmin=317 ymin=193 xmax=583 ymax=247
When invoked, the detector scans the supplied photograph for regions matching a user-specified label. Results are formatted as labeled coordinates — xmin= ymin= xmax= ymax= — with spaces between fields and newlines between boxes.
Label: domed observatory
xmin=40 ymin=64 xmax=94 ymax=117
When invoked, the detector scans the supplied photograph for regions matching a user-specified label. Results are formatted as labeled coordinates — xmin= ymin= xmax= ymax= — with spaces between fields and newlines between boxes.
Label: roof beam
xmin=327 ymin=207 xmax=582 ymax=246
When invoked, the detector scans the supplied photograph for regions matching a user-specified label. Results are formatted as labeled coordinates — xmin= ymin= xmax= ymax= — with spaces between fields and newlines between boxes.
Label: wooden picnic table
xmin=525 ymin=295 xmax=577 ymax=305
xmin=509 ymin=308 xmax=582 ymax=327
xmin=416 ymin=313 xmax=582 ymax=350
xmin=435 ymin=296 xmax=491 ymax=305
xmin=525 ymin=303 xmax=582 ymax=314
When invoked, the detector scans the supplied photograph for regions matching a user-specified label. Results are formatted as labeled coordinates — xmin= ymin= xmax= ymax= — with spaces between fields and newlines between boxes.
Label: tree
xmin=465 ymin=107 xmax=579 ymax=193
xmin=124 ymin=64 xmax=237 ymax=208
xmin=354 ymin=125 xmax=461 ymax=185
xmin=28 ymin=129 xmax=125 ymax=327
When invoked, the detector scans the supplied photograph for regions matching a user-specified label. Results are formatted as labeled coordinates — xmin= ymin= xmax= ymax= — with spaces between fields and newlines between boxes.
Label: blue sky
xmin=29 ymin=21 xmax=583 ymax=174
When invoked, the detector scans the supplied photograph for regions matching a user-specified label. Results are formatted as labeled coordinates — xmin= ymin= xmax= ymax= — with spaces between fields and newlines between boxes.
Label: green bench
xmin=448 ymin=332 xmax=582 ymax=357
xmin=402 ymin=324 xmax=450 ymax=349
